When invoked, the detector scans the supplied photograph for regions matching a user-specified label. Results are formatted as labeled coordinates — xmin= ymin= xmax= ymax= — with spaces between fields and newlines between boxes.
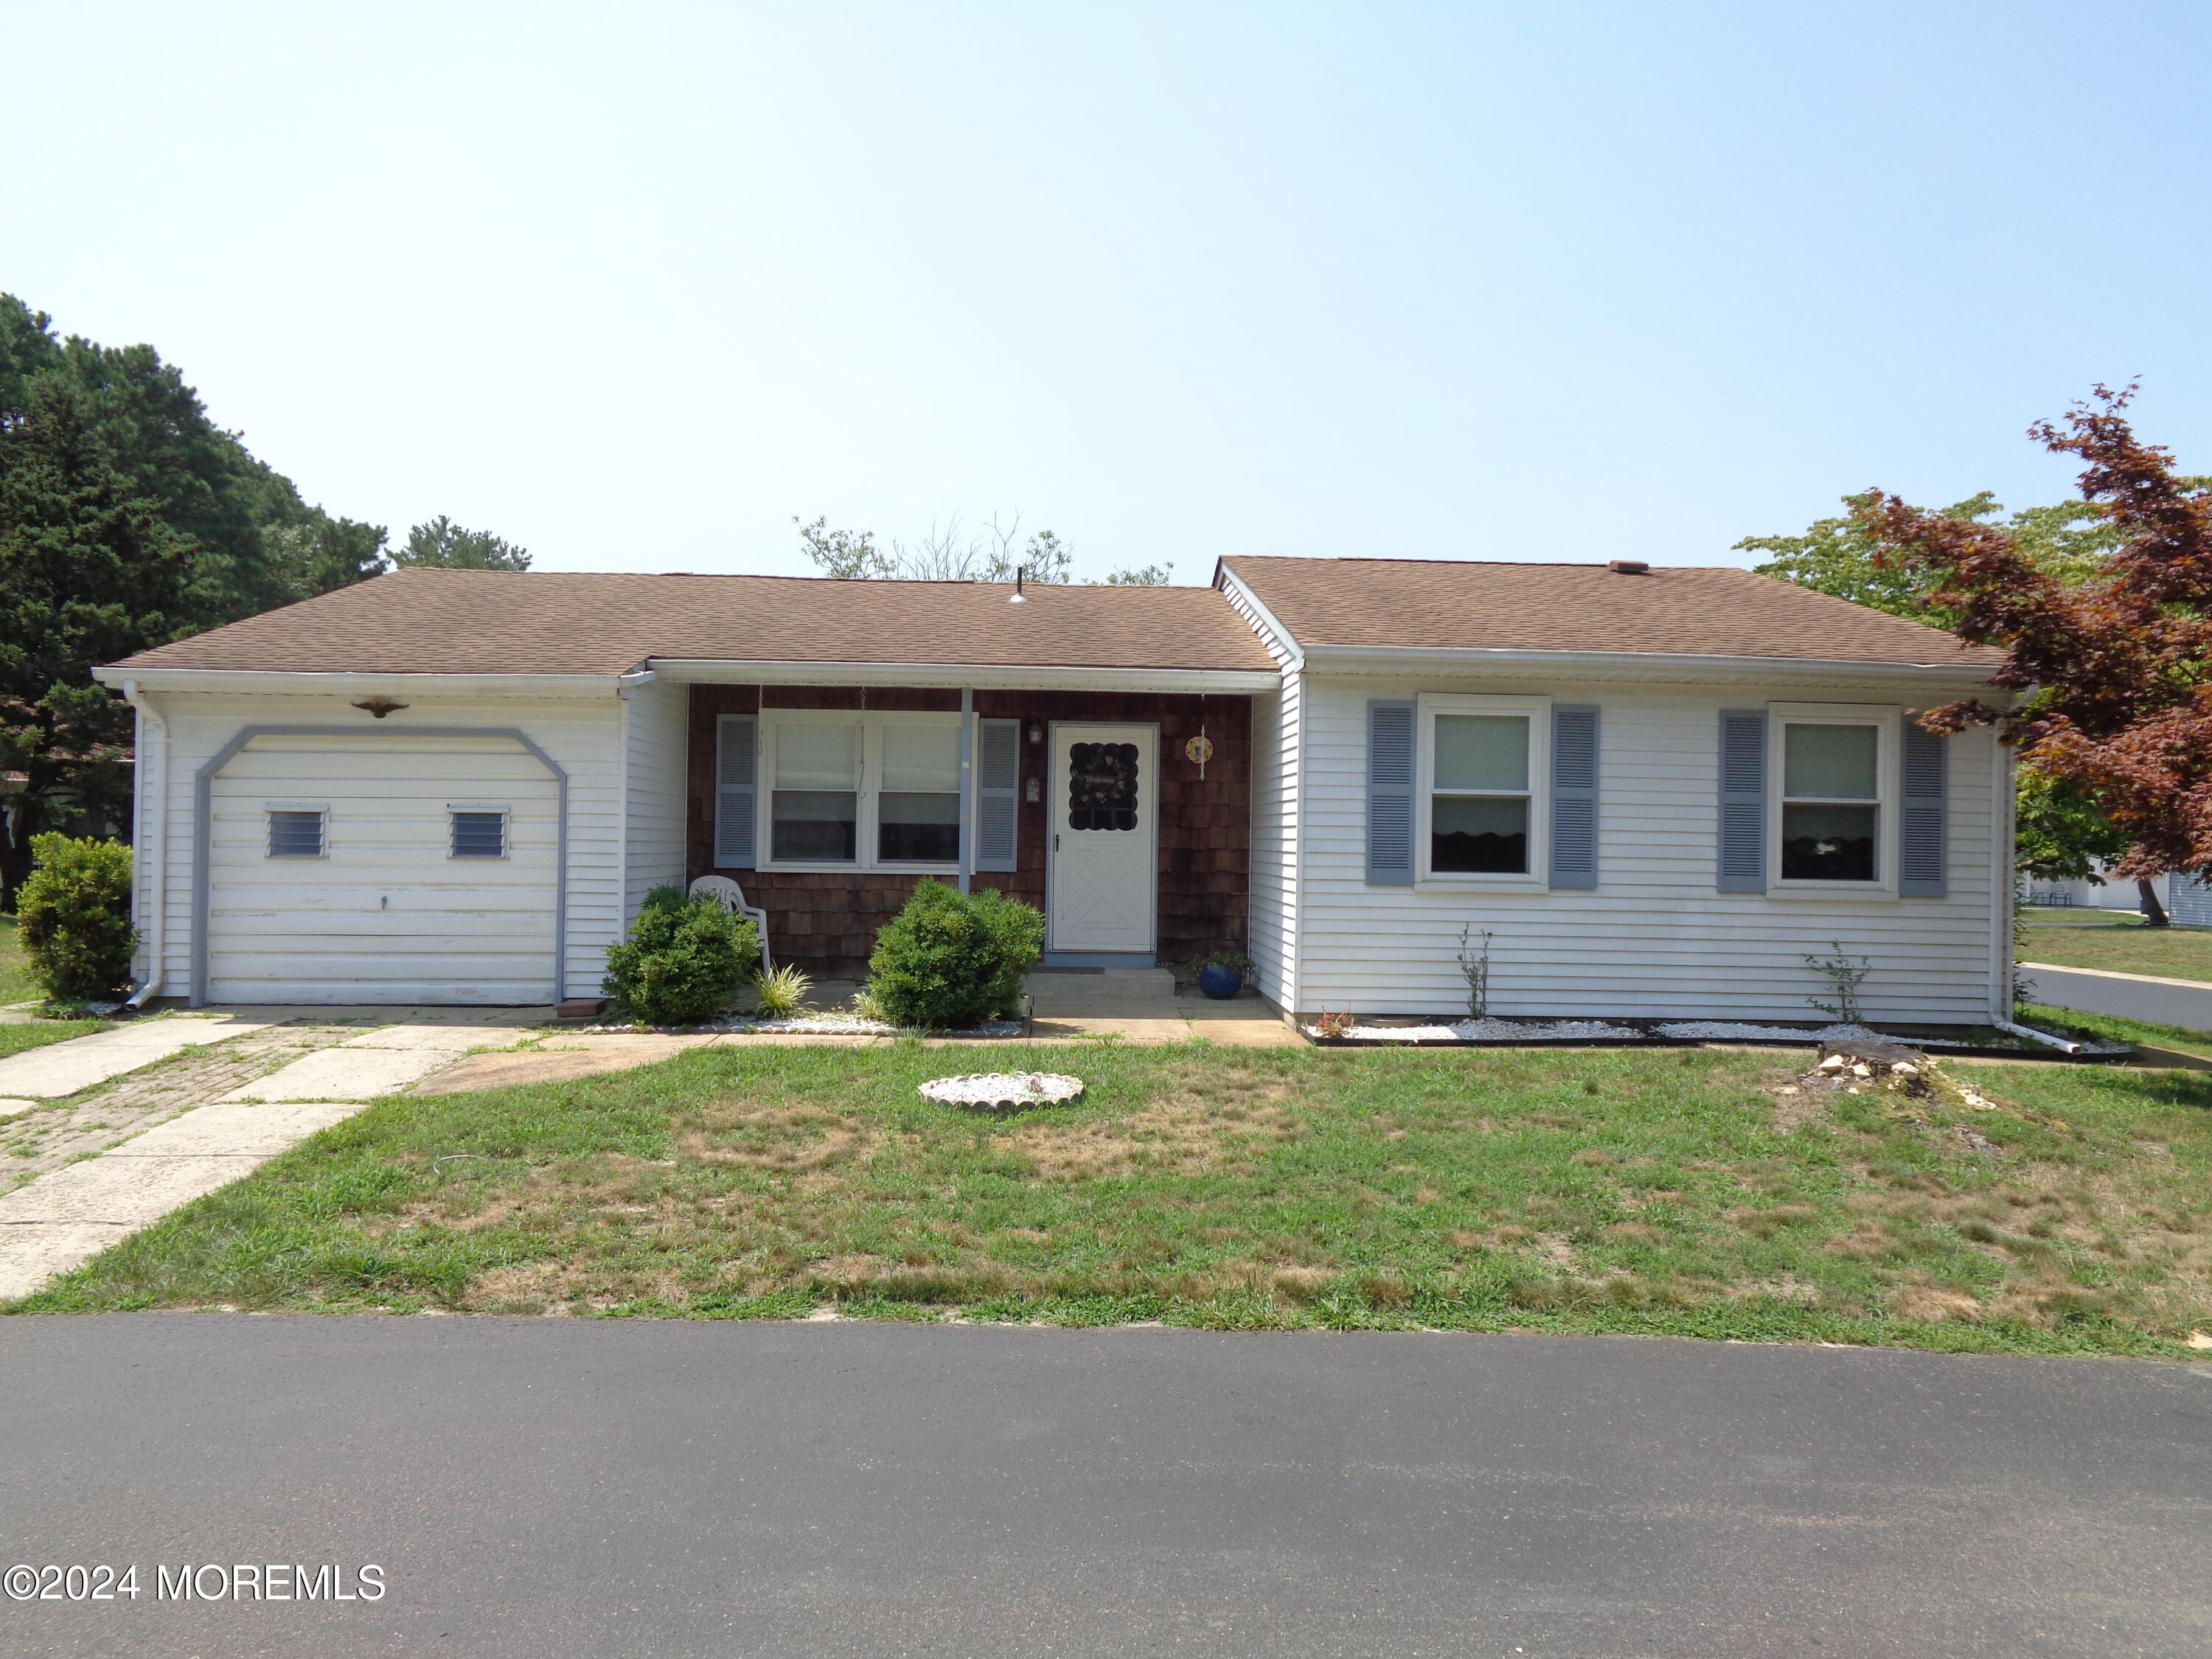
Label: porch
xmin=683 ymin=685 xmax=1253 ymax=981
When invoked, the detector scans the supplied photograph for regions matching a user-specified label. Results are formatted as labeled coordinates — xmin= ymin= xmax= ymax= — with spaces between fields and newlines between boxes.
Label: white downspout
xmin=1983 ymin=733 xmax=2082 ymax=1053
xmin=119 ymin=679 xmax=167 ymax=1007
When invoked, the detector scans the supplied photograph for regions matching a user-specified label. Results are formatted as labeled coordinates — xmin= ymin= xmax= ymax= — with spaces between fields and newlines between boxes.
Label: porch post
xmin=958 ymin=687 xmax=973 ymax=894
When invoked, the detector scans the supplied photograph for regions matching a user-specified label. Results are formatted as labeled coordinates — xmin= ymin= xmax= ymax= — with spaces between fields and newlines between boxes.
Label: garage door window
xmin=266 ymin=809 xmax=327 ymax=858
xmin=449 ymin=810 xmax=508 ymax=859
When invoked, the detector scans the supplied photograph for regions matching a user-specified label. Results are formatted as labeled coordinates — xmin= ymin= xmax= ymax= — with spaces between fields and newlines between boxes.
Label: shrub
xmin=751 ymin=964 xmax=813 ymax=1019
xmin=601 ymin=886 xmax=759 ymax=1026
xmin=17 ymin=833 xmax=137 ymax=1002
xmin=866 ymin=880 xmax=1044 ymax=1030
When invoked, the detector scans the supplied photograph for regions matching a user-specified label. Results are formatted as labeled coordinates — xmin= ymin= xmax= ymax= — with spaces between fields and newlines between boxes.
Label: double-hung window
xmin=1416 ymin=695 xmax=1548 ymax=884
xmin=763 ymin=712 xmax=964 ymax=872
xmin=1776 ymin=712 xmax=1888 ymax=886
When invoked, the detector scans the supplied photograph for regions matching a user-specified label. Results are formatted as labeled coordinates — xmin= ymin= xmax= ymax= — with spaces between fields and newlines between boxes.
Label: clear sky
xmin=6 ymin=1 xmax=2207 ymax=582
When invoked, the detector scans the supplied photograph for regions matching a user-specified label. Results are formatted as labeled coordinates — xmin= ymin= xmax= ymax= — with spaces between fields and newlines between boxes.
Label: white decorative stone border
xmin=919 ymin=1072 xmax=1085 ymax=1110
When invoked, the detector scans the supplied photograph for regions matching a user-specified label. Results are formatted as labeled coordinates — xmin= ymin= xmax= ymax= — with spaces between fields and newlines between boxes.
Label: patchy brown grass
xmin=27 ymin=1040 xmax=2212 ymax=1357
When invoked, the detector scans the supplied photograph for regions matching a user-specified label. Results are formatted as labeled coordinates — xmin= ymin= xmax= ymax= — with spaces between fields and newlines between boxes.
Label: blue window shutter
xmin=1366 ymin=700 xmax=1416 ymax=886
xmin=975 ymin=717 xmax=1020 ymax=873
xmin=715 ymin=714 xmax=757 ymax=868
xmin=1549 ymin=705 xmax=1599 ymax=889
xmin=1717 ymin=709 xmax=1767 ymax=892
xmin=1898 ymin=715 xmax=1947 ymax=897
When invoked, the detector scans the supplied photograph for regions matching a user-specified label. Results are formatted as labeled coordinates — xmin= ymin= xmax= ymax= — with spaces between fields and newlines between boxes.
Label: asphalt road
xmin=0 ymin=1317 xmax=2207 ymax=1658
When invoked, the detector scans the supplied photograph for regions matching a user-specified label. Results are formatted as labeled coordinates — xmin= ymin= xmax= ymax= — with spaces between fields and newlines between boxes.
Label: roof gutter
xmin=1294 ymin=643 xmax=2001 ymax=688
xmin=642 ymin=660 xmax=1282 ymax=693
xmin=90 ymin=668 xmax=634 ymax=698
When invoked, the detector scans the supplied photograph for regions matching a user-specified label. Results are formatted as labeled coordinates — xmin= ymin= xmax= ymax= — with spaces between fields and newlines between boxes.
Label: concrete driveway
xmin=0 ymin=1317 xmax=2205 ymax=1658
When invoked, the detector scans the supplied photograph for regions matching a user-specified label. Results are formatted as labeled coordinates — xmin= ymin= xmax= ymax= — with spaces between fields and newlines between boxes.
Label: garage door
xmin=206 ymin=733 xmax=561 ymax=1005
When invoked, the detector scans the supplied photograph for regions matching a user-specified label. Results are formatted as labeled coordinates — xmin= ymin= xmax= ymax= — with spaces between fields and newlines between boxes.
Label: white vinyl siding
xmin=622 ymin=678 xmax=690 ymax=923
xmin=1294 ymin=673 xmax=2002 ymax=1023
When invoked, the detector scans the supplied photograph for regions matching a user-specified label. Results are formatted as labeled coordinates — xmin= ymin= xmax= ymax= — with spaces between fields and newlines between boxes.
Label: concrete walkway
xmin=0 ymin=1008 xmax=546 ymax=1301
xmin=0 ymin=1012 xmax=273 ymax=1099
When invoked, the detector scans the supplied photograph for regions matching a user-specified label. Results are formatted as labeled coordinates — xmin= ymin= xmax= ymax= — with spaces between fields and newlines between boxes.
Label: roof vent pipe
xmin=1009 ymin=565 xmax=1028 ymax=603
xmin=1608 ymin=559 xmax=1650 ymax=575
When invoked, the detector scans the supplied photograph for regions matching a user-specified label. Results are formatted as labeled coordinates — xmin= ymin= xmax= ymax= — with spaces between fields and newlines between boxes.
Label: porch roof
xmin=102 ymin=568 xmax=1279 ymax=678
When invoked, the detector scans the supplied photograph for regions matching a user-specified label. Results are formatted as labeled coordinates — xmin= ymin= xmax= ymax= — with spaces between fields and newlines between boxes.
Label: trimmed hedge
xmin=867 ymin=880 xmax=1043 ymax=1031
xmin=18 ymin=833 xmax=138 ymax=1002
xmin=602 ymin=886 xmax=760 ymax=1026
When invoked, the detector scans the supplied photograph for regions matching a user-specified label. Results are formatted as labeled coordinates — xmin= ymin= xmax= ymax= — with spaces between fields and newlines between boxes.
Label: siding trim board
xmin=190 ymin=726 xmax=570 ymax=1008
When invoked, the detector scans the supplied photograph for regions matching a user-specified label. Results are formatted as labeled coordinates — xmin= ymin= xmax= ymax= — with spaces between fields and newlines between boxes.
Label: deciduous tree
xmin=1850 ymin=385 xmax=2212 ymax=922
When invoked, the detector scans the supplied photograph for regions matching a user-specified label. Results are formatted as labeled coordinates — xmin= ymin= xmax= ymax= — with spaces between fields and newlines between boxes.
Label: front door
xmin=1046 ymin=723 xmax=1158 ymax=956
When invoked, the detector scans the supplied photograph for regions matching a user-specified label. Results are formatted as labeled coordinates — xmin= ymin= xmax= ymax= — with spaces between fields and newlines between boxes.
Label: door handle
xmin=1054 ymin=832 xmax=1060 ymax=852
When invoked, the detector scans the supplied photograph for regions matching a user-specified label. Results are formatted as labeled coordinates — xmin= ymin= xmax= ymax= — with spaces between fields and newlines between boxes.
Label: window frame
xmin=265 ymin=804 xmax=330 ymax=860
xmin=1770 ymin=703 xmax=1897 ymax=895
xmin=1413 ymin=692 xmax=1551 ymax=888
xmin=447 ymin=804 xmax=511 ymax=860
xmin=758 ymin=708 xmax=966 ymax=874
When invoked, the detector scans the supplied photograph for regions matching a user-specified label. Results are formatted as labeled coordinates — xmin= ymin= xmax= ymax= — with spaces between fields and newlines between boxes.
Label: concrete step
xmin=1025 ymin=969 xmax=1178 ymax=1003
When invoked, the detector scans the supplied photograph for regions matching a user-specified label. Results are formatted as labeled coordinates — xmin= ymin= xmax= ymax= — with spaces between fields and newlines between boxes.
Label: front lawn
xmin=18 ymin=1044 xmax=2211 ymax=1357
xmin=2020 ymin=908 xmax=2212 ymax=984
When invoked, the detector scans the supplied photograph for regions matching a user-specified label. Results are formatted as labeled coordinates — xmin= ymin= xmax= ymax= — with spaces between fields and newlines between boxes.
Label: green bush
xmin=601 ymin=886 xmax=759 ymax=1026
xmin=867 ymin=880 xmax=1043 ymax=1030
xmin=17 ymin=833 xmax=138 ymax=1002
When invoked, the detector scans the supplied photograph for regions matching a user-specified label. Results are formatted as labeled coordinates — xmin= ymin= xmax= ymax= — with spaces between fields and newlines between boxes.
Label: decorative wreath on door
xmin=1067 ymin=742 xmax=1141 ymax=831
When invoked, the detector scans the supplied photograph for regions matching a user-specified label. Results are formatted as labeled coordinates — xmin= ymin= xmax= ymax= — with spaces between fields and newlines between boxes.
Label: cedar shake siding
xmin=686 ymin=686 xmax=1251 ymax=978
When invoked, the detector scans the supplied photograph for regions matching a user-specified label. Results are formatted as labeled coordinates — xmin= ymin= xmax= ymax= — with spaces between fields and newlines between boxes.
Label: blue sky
xmin=6 ymin=1 xmax=2207 ymax=581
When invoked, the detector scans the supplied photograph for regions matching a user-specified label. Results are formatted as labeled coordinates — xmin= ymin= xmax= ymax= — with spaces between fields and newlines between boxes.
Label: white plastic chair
xmin=689 ymin=874 xmax=772 ymax=971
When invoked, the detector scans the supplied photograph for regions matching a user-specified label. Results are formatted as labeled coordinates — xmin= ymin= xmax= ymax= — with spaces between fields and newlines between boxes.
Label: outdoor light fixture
xmin=1028 ymin=723 xmax=1043 ymax=743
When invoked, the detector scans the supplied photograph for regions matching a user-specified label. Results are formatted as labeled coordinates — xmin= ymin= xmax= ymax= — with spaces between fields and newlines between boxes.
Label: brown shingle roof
xmin=1220 ymin=556 xmax=2006 ymax=668
xmin=105 ymin=568 xmax=1280 ymax=676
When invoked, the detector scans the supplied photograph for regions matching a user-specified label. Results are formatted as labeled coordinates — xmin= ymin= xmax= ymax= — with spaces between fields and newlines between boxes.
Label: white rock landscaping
xmin=919 ymin=1072 xmax=1085 ymax=1110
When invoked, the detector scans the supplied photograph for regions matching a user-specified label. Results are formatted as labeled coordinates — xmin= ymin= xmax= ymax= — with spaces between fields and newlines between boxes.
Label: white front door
xmin=1046 ymin=723 xmax=1158 ymax=955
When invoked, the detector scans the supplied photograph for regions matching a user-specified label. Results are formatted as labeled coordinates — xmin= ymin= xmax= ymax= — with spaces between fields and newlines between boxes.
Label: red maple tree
xmin=1850 ymin=384 xmax=2212 ymax=900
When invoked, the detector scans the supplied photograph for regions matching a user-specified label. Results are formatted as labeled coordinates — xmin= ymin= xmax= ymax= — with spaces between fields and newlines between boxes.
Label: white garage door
xmin=207 ymin=733 xmax=560 ymax=1005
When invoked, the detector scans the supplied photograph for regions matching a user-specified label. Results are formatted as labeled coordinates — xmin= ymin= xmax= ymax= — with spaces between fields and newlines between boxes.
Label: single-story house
xmin=94 ymin=555 xmax=2011 ymax=1024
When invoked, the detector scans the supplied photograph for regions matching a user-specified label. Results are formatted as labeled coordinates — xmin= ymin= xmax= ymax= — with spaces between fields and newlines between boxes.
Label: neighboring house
xmin=2026 ymin=866 xmax=2212 ymax=927
xmin=93 ymin=556 xmax=2011 ymax=1023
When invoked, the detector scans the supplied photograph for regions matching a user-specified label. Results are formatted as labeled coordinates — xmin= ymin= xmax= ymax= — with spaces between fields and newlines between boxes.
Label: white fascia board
xmin=644 ymin=659 xmax=1282 ymax=693
xmin=1213 ymin=568 xmax=1306 ymax=667
xmin=89 ymin=667 xmax=631 ymax=698
xmin=1297 ymin=643 xmax=2000 ymax=692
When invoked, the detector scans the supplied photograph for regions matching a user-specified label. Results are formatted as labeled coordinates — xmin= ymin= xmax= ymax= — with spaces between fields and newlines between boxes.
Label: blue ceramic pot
xmin=1198 ymin=964 xmax=1244 ymax=1001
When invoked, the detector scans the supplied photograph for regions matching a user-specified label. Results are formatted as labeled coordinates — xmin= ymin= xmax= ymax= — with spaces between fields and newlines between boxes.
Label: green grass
xmin=0 ymin=1018 xmax=109 ymax=1062
xmin=2019 ymin=1002 xmax=2212 ymax=1060
xmin=17 ymin=1043 xmax=2212 ymax=1357
xmin=0 ymin=914 xmax=29 ymax=1005
xmin=2020 ymin=908 xmax=2212 ymax=984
